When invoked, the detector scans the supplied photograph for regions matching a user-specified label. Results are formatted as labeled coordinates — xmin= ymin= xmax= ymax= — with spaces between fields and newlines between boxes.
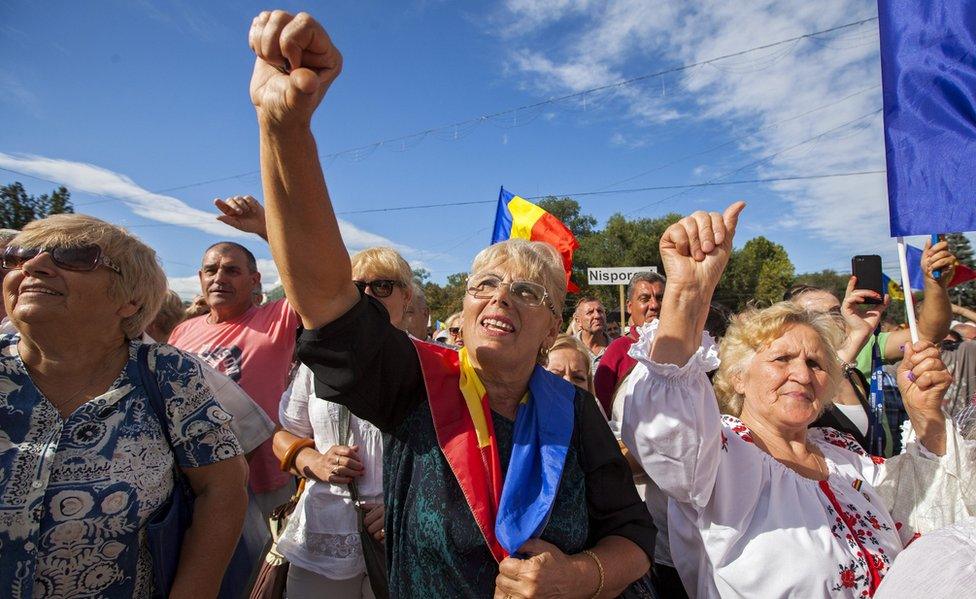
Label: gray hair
xmin=411 ymin=280 xmax=426 ymax=305
xmin=627 ymin=271 xmax=666 ymax=300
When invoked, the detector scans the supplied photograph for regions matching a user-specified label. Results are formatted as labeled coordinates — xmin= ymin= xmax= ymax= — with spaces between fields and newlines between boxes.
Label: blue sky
xmin=0 ymin=0 xmax=953 ymax=298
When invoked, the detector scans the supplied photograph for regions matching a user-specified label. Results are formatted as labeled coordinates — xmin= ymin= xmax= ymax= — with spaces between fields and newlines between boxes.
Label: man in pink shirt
xmin=169 ymin=196 xmax=298 ymax=520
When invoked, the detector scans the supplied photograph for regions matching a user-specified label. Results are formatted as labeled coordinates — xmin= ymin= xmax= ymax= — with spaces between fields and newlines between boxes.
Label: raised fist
xmin=248 ymin=11 xmax=342 ymax=125
xmin=659 ymin=202 xmax=745 ymax=295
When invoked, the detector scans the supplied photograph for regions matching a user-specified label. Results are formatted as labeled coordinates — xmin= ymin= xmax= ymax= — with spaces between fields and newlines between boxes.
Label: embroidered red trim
xmin=819 ymin=480 xmax=883 ymax=594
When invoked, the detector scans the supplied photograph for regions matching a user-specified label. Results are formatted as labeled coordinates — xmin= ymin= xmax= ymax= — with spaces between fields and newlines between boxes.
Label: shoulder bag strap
xmin=137 ymin=344 xmax=190 ymax=490
xmin=336 ymin=403 xmax=361 ymax=503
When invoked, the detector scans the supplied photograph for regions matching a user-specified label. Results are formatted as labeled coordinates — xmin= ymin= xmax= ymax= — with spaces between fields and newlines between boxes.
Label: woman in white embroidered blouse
xmin=621 ymin=202 xmax=975 ymax=598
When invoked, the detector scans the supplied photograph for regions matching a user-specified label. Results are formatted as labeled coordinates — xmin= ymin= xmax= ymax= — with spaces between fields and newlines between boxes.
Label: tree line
xmin=420 ymin=198 xmax=976 ymax=326
xmin=1 ymin=182 xmax=74 ymax=229
xmin=421 ymin=197 xmax=796 ymax=323
xmin=6 ymin=180 xmax=970 ymax=322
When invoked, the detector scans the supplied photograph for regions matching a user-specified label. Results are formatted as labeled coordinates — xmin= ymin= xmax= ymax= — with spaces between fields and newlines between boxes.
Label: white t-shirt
xmin=834 ymin=402 xmax=870 ymax=437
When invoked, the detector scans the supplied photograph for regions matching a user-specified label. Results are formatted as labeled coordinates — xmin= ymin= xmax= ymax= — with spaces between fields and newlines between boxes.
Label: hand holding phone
xmin=852 ymin=255 xmax=884 ymax=305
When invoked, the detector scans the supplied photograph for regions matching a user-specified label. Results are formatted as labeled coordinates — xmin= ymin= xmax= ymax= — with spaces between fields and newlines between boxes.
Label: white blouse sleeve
xmin=620 ymin=320 xmax=722 ymax=510
xmin=278 ymin=364 xmax=315 ymax=439
xmin=874 ymin=419 xmax=976 ymax=539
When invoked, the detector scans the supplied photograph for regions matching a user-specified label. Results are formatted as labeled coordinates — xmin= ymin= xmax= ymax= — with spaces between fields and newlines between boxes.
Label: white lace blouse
xmin=620 ymin=321 xmax=976 ymax=598
xmin=276 ymin=364 xmax=384 ymax=580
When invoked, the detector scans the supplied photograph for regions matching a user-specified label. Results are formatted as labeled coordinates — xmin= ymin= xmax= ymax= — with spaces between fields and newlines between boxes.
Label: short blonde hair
xmin=445 ymin=311 xmax=462 ymax=330
xmin=151 ymin=290 xmax=187 ymax=338
xmin=13 ymin=214 xmax=167 ymax=339
xmin=712 ymin=301 xmax=844 ymax=416
xmin=351 ymin=247 xmax=413 ymax=301
xmin=546 ymin=333 xmax=594 ymax=391
xmin=469 ymin=239 xmax=566 ymax=316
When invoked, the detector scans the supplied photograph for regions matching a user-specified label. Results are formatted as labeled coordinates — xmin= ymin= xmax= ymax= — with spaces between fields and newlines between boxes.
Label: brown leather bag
xmin=248 ymin=438 xmax=312 ymax=599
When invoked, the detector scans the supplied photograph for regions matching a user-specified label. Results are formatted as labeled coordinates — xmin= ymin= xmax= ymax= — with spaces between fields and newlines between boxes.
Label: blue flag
xmin=495 ymin=366 xmax=575 ymax=556
xmin=878 ymin=1 xmax=976 ymax=237
xmin=904 ymin=245 xmax=927 ymax=291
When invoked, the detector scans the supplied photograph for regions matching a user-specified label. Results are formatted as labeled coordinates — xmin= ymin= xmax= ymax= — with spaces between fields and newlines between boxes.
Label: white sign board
xmin=587 ymin=266 xmax=657 ymax=285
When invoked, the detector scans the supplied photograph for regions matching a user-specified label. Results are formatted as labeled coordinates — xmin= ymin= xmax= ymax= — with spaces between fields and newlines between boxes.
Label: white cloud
xmin=167 ymin=275 xmax=202 ymax=300
xmin=0 ymin=152 xmax=248 ymax=237
xmin=0 ymin=152 xmax=416 ymax=253
xmin=609 ymin=131 xmax=648 ymax=150
xmin=503 ymin=0 xmax=597 ymax=28
xmin=498 ymin=1 xmax=901 ymax=268
xmin=255 ymin=258 xmax=282 ymax=291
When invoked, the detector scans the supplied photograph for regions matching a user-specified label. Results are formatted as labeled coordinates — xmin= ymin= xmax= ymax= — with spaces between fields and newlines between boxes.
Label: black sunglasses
xmin=354 ymin=279 xmax=401 ymax=299
xmin=2 ymin=244 xmax=122 ymax=275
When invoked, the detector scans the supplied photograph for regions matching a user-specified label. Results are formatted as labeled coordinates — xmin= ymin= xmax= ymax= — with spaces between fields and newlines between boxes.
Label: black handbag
xmin=337 ymin=404 xmax=390 ymax=599
xmin=137 ymin=344 xmax=250 ymax=599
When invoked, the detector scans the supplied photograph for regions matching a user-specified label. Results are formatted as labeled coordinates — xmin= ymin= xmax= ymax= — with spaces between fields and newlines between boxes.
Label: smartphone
xmin=851 ymin=255 xmax=884 ymax=304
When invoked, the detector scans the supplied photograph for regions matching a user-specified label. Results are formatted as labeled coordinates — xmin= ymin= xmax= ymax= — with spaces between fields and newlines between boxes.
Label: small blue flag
xmin=878 ymin=1 xmax=976 ymax=237
xmin=904 ymin=245 xmax=927 ymax=291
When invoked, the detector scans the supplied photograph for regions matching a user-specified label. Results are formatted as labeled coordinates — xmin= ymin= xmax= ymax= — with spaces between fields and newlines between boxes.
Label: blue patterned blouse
xmin=0 ymin=335 xmax=244 ymax=598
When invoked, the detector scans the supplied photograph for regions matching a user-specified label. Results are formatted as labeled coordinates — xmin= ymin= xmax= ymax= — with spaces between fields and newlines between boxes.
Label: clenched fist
xmin=658 ymin=202 xmax=745 ymax=294
xmin=248 ymin=10 xmax=342 ymax=125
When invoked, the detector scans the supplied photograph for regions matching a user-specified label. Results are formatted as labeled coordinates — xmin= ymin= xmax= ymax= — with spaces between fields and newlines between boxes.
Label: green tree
xmin=0 ymin=182 xmax=73 ymax=229
xmin=946 ymin=233 xmax=976 ymax=308
xmin=716 ymin=237 xmax=795 ymax=311
xmin=265 ymin=285 xmax=285 ymax=301
xmin=424 ymin=272 xmax=468 ymax=323
xmin=573 ymin=212 xmax=682 ymax=313
xmin=535 ymin=196 xmax=597 ymax=238
xmin=792 ymin=269 xmax=850 ymax=301
xmin=412 ymin=267 xmax=431 ymax=285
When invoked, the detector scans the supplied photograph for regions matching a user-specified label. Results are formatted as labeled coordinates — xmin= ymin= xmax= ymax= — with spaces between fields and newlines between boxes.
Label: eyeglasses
xmin=2 ymin=244 xmax=122 ymax=275
xmin=448 ymin=327 xmax=460 ymax=335
xmin=466 ymin=274 xmax=557 ymax=316
xmin=354 ymin=279 xmax=401 ymax=299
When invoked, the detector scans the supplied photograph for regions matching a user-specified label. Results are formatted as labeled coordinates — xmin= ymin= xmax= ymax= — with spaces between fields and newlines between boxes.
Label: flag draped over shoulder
xmin=414 ymin=341 xmax=575 ymax=560
xmin=492 ymin=187 xmax=580 ymax=292
xmin=904 ymin=245 xmax=976 ymax=290
xmin=878 ymin=1 xmax=976 ymax=237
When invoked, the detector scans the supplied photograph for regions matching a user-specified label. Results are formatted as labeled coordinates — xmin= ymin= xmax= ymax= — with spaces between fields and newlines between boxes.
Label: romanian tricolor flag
xmin=491 ymin=187 xmax=580 ymax=293
xmin=413 ymin=340 xmax=575 ymax=560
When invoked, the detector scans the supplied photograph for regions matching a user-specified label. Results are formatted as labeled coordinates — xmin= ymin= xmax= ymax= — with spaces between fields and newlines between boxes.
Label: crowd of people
xmin=2 ymin=9 xmax=976 ymax=599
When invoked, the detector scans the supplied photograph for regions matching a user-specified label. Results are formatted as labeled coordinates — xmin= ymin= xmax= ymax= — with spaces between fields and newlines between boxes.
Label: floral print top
xmin=0 ymin=335 xmax=243 ymax=598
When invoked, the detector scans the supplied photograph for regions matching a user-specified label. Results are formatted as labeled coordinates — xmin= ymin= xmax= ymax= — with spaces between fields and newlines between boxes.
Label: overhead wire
xmin=39 ymin=15 xmax=882 ymax=205
xmin=333 ymin=169 xmax=884 ymax=216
